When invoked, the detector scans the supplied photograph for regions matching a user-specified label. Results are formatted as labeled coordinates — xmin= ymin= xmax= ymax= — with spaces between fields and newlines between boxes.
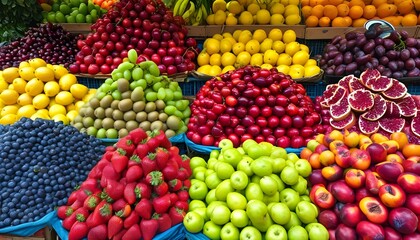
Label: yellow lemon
xmin=59 ymin=73 xmax=77 ymax=91
xmin=222 ymin=32 xmax=233 ymax=38
xmin=238 ymin=11 xmax=254 ymax=24
xmin=214 ymin=10 xmax=227 ymax=25
xmin=285 ymin=42 xmax=301 ymax=56
xmin=304 ymin=65 xmax=321 ymax=77
xmin=268 ymin=28 xmax=283 ymax=41
xmin=253 ymin=29 xmax=267 ymax=43
xmin=277 ymin=53 xmax=292 ymax=65
xmin=270 ymin=3 xmax=285 ymax=14
xmin=49 ymin=99 xmax=57 ymax=108
xmin=35 ymin=66 xmax=55 ymax=82
xmin=289 ymin=64 xmax=305 ymax=78
xmin=233 ymin=30 xmax=242 ymax=41
xmin=277 ymin=65 xmax=290 ymax=74
xmin=247 ymin=3 xmax=260 ymax=14
xmin=206 ymin=14 xmax=215 ymax=24
xmin=209 ymin=65 xmax=222 ymax=76
xmin=264 ymin=50 xmax=279 ymax=65
xmin=66 ymin=103 xmax=75 ymax=111
xmin=17 ymin=93 xmax=33 ymax=106
xmin=245 ymin=39 xmax=260 ymax=55
xmin=236 ymin=51 xmax=251 ymax=67
xmin=250 ymin=53 xmax=264 ymax=66
xmin=2 ymin=67 xmax=20 ymax=83
xmin=224 ymin=37 xmax=237 ymax=46
xmin=75 ymin=100 xmax=86 ymax=111
xmin=282 ymin=30 xmax=297 ymax=43
xmin=238 ymin=30 xmax=252 ymax=44
xmin=305 ymin=59 xmax=318 ymax=67
xmin=67 ymin=110 xmax=78 ymax=122
xmin=260 ymin=39 xmax=273 ymax=53
xmin=12 ymin=78 xmax=27 ymax=94
xmin=197 ymin=51 xmax=210 ymax=66
xmin=0 ymin=79 xmax=9 ymax=92
xmin=46 ymin=64 xmax=54 ymax=71
xmin=212 ymin=0 xmax=227 ymax=12
xmin=0 ymin=113 xmax=17 ymax=125
xmin=272 ymin=40 xmax=286 ymax=53
xmin=225 ymin=15 xmax=238 ymax=25
xmin=19 ymin=66 xmax=36 ymax=81
xmin=232 ymin=42 xmax=246 ymax=55
xmin=197 ymin=65 xmax=212 ymax=75
xmin=292 ymin=50 xmax=310 ymax=65
xmin=260 ymin=63 xmax=273 ymax=69
xmin=17 ymin=105 xmax=36 ymax=118
xmin=70 ymin=83 xmax=89 ymax=99
xmin=28 ymin=58 xmax=47 ymax=69
xmin=32 ymin=94 xmax=50 ymax=109
xmin=220 ymin=39 xmax=233 ymax=53
xmin=285 ymin=14 xmax=301 ymax=25
xmin=227 ymin=1 xmax=243 ymax=14
xmin=284 ymin=5 xmax=299 ymax=17
xmin=270 ymin=13 xmax=285 ymax=24
xmin=222 ymin=66 xmax=236 ymax=73
xmin=52 ymin=114 xmax=69 ymax=125
xmin=0 ymin=89 xmax=19 ymax=105
xmin=256 ymin=9 xmax=271 ymax=24
xmin=1 ymin=105 xmax=19 ymax=117
xmin=300 ymin=44 xmax=310 ymax=53
xmin=53 ymin=65 xmax=69 ymax=79
xmin=44 ymin=81 xmax=60 ymax=97
xmin=204 ymin=38 xmax=220 ymax=55
xmin=19 ymin=61 xmax=30 ymax=69
xmin=221 ymin=52 xmax=237 ymax=67
xmin=289 ymin=0 xmax=299 ymax=4
xmin=55 ymin=91 xmax=74 ymax=105
xmin=209 ymin=53 xmax=222 ymax=66
xmin=49 ymin=104 xmax=67 ymax=117
xmin=212 ymin=34 xmax=224 ymax=41
xmin=25 ymin=78 xmax=44 ymax=96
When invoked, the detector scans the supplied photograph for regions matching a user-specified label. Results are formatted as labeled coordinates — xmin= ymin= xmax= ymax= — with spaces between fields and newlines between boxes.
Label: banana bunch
xmin=173 ymin=0 xmax=208 ymax=25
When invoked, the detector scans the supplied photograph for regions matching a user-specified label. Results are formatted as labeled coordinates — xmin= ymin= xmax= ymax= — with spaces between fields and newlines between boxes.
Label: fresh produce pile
xmin=0 ymin=23 xmax=81 ymax=70
xmin=320 ymin=28 xmax=420 ymax=78
xmin=42 ymin=0 xmax=106 ymax=23
xmin=69 ymin=0 xmax=198 ymax=75
xmin=71 ymin=51 xmax=190 ymax=139
xmin=302 ymin=130 xmax=420 ymax=239
xmin=58 ymin=128 xmax=192 ymax=240
xmin=197 ymin=29 xmax=321 ymax=78
xmin=0 ymin=58 xmax=94 ymax=125
xmin=171 ymin=0 xmax=209 ymax=25
xmin=302 ymin=0 xmax=419 ymax=27
xmin=184 ymin=139 xmax=329 ymax=240
xmin=0 ymin=118 xmax=105 ymax=228
xmin=187 ymin=65 xmax=323 ymax=148
xmin=315 ymin=68 xmax=420 ymax=143
xmin=92 ymin=0 xmax=118 ymax=10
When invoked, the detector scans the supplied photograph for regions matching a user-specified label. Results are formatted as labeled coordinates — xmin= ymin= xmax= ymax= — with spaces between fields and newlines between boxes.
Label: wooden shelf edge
xmin=305 ymin=26 xmax=419 ymax=40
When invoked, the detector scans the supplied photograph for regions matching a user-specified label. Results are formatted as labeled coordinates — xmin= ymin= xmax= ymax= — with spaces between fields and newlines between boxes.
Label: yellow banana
xmin=201 ymin=4 xmax=208 ymax=21
xmin=182 ymin=1 xmax=195 ymax=21
xmin=172 ymin=0 xmax=183 ymax=16
xmin=178 ymin=0 xmax=190 ymax=16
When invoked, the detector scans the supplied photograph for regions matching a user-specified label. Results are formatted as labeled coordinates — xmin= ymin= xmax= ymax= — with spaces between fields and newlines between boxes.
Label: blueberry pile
xmin=0 ymin=118 xmax=105 ymax=228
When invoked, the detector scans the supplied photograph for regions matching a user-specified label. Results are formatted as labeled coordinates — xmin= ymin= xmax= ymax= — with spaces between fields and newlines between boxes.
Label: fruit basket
xmin=293 ymin=69 xmax=324 ymax=83
xmin=0 ymin=211 xmax=58 ymax=237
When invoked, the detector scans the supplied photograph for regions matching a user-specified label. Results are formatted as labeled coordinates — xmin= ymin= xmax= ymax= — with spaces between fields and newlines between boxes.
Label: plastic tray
xmin=99 ymin=133 xmax=186 ymax=145
xmin=0 ymin=211 xmax=57 ymax=237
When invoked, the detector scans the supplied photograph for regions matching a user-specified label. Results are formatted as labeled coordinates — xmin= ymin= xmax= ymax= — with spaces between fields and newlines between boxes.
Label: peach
xmin=405 ymin=194 xmax=420 ymax=215
xmin=402 ymin=156 xmax=420 ymax=176
xmin=309 ymin=184 xmax=325 ymax=203
xmin=397 ymin=173 xmax=420 ymax=194
xmin=330 ymin=180 xmax=355 ymax=204
xmin=319 ymin=150 xmax=336 ymax=166
xmin=300 ymin=148 xmax=313 ymax=160
xmin=370 ymin=132 xmax=389 ymax=143
xmin=344 ymin=168 xmax=366 ymax=189
xmin=384 ymin=227 xmax=402 ymax=240
xmin=402 ymin=144 xmax=420 ymax=158
xmin=359 ymin=197 xmax=388 ymax=224
xmin=390 ymin=132 xmax=409 ymax=149
xmin=378 ymin=184 xmax=406 ymax=208
xmin=335 ymin=224 xmax=357 ymax=240
xmin=308 ymin=152 xmax=322 ymax=169
xmin=339 ymin=203 xmax=364 ymax=228
xmin=386 ymin=153 xmax=403 ymax=164
xmin=324 ymin=130 xmax=344 ymax=146
xmin=366 ymin=142 xmax=388 ymax=163
xmin=355 ymin=188 xmax=374 ymax=203
xmin=318 ymin=210 xmax=339 ymax=229
xmin=313 ymin=185 xmax=336 ymax=209
xmin=334 ymin=146 xmax=352 ymax=168
xmin=350 ymin=149 xmax=371 ymax=170
xmin=381 ymin=140 xmax=399 ymax=154
xmin=329 ymin=140 xmax=347 ymax=154
xmin=321 ymin=163 xmax=343 ymax=182
xmin=375 ymin=161 xmax=404 ymax=183
xmin=388 ymin=207 xmax=418 ymax=235
xmin=365 ymin=170 xmax=386 ymax=195
xmin=356 ymin=221 xmax=385 ymax=240
xmin=315 ymin=133 xmax=325 ymax=146
xmin=308 ymin=169 xmax=327 ymax=187
xmin=314 ymin=144 xmax=328 ymax=154
xmin=359 ymin=135 xmax=373 ymax=147
xmin=343 ymin=131 xmax=360 ymax=148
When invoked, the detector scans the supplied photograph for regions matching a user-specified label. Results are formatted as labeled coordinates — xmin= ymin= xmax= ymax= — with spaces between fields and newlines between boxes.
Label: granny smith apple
xmin=230 ymin=170 xmax=249 ymax=190
xmin=230 ymin=209 xmax=249 ymax=228
xmin=270 ymin=146 xmax=288 ymax=159
xmin=280 ymin=166 xmax=299 ymax=185
xmin=209 ymin=149 xmax=220 ymax=159
xmin=287 ymin=153 xmax=300 ymax=163
xmin=207 ymin=158 xmax=218 ymax=170
xmin=251 ymin=175 xmax=261 ymax=184
xmin=206 ymin=189 xmax=217 ymax=205
xmin=284 ymin=212 xmax=302 ymax=230
xmin=305 ymin=223 xmax=329 ymax=240
xmin=205 ymin=172 xmax=222 ymax=189
xmin=205 ymin=169 xmax=215 ymax=177
xmin=295 ymin=201 xmax=318 ymax=224
xmin=246 ymin=199 xmax=273 ymax=232
xmin=245 ymin=183 xmax=264 ymax=201
xmin=203 ymin=221 xmax=221 ymax=240
xmin=260 ymin=175 xmax=278 ymax=196
xmin=210 ymin=205 xmax=231 ymax=225
xmin=294 ymin=159 xmax=312 ymax=177
xmin=215 ymin=179 xmax=234 ymax=201
xmin=271 ymin=157 xmax=286 ymax=173
xmin=246 ymin=143 xmax=266 ymax=159
xmin=189 ymin=200 xmax=207 ymax=211
xmin=285 ymin=160 xmax=295 ymax=168
xmin=251 ymin=157 xmax=273 ymax=177
xmin=279 ymin=188 xmax=300 ymax=211
xmin=259 ymin=142 xmax=273 ymax=154
xmin=219 ymin=139 xmax=234 ymax=149
xmin=193 ymin=207 xmax=209 ymax=221
xmin=270 ymin=174 xmax=286 ymax=192
xmin=190 ymin=156 xmax=207 ymax=170
xmin=237 ymin=146 xmax=246 ymax=155
xmin=183 ymin=211 xmax=204 ymax=233
xmin=193 ymin=166 xmax=207 ymax=182
xmin=240 ymin=226 xmax=262 ymax=240
xmin=262 ymin=191 xmax=280 ymax=205
xmin=220 ymin=222 xmax=240 ymax=240
xmin=216 ymin=162 xmax=235 ymax=180
xmin=206 ymin=201 xmax=227 ymax=218
xmin=269 ymin=202 xmax=291 ymax=225
xmin=189 ymin=180 xmax=208 ymax=200
xmin=226 ymin=192 xmax=248 ymax=210
xmin=242 ymin=139 xmax=258 ymax=152
xmin=265 ymin=224 xmax=287 ymax=240
xmin=223 ymin=148 xmax=243 ymax=168
xmin=237 ymin=157 xmax=254 ymax=177
xmin=288 ymin=225 xmax=309 ymax=240
xmin=291 ymin=176 xmax=308 ymax=195
xmin=300 ymin=195 xmax=311 ymax=202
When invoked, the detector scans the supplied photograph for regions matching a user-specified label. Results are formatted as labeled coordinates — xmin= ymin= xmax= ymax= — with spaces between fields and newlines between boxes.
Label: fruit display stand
xmin=57 ymin=23 xmax=92 ymax=36
xmin=0 ymin=212 xmax=58 ymax=240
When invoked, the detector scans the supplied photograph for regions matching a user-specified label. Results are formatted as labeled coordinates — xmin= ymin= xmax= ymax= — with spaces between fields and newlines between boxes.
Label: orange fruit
xmin=302 ymin=6 xmax=313 ymax=18
xmin=401 ymin=13 xmax=418 ymax=26
xmin=348 ymin=0 xmax=366 ymax=7
xmin=328 ymin=0 xmax=344 ymax=5
xmin=371 ymin=0 xmax=386 ymax=7
xmin=337 ymin=3 xmax=350 ymax=16
xmin=310 ymin=0 xmax=327 ymax=7
xmin=377 ymin=3 xmax=397 ymax=18
xmin=352 ymin=17 xmax=367 ymax=26
xmin=302 ymin=0 xmax=310 ymax=6
xmin=363 ymin=5 xmax=377 ymax=19
xmin=332 ymin=16 xmax=350 ymax=26
xmin=383 ymin=16 xmax=401 ymax=26
xmin=397 ymin=0 xmax=414 ymax=14
xmin=324 ymin=5 xmax=339 ymax=19
xmin=349 ymin=5 xmax=364 ymax=19
xmin=305 ymin=15 xmax=319 ymax=26
xmin=343 ymin=16 xmax=353 ymax=25
xmin=311 ymin=5 xmax=325 ymax=18
xmin=417 ymin=14 xmax=420 ymax=25
xmin=319 ymin=16 xmax=331 ymax=26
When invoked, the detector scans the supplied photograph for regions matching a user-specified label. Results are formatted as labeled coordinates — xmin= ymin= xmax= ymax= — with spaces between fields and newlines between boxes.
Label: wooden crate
xmin=305 ymin=26 xmax=419 ymax=39
xmin=0 ymin=227 xmax=57 ymax=240
xmin=59 ymin=23 xmax=92 ymax=35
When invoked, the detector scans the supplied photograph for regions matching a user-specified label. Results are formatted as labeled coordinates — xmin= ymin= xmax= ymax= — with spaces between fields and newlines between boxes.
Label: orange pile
xmin=92 ymin=0 xmax=116 ymax=10
xmin=302 ymin=0 xmax=420 ymax=27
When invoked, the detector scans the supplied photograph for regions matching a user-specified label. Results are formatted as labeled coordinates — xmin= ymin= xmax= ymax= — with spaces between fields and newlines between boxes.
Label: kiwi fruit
xmin=84 ymin=107 xmax=95 ymax=118
xmin=144 ymin=102 xmax=156 ymax=113
xmin=82 ymin=117 xmax=94 ymax=128
xmin=111 ymin=99 xmax=120 ymax=109
xmin=150 ymin=120 xmax=163 ymax=131
xmin=158 ymin=113 xmax=168 ymax=122
xmin=93 ymin=119 xmax=102 ymax=129
xmin=112 ymin=109 xmax=124 ymax=120
xmin=78 ymin=107 xmax=86 ymax=117
xmin=89 ymin=98 xmax=100 ymax=109
xmin=114 ymin=120 xmax=126 ymax=130
xmin=117 ymin=78 xmax=130 ymax=92
xmin=166 ymin=115 xmax=180 ymax=130
xmin=147 ymin=111 xmax=159 ymax=122
xmin=131 ymin=87 xmax=144 ymax=102
xmin=121 ymin=90 xmax=132 ymax=99
xmin=136 ymin=112 xmax=147 ymax=122
xmin=123 ymin=111 xmax=136 ymax=121
xmin=165 ymin=129 xmax=176 ymax=138
xmin=100 ymin=95 xmax=113 ymax=108
xmin=139 ymin=121 xmax=151 ymax=131
xmin=102 ymin=118 xmax=115 ymax=130
xmin=155 ymin=99 xmax=166 ymax=110
xmin=118 ymin=99 xmax=133 ymax=112
xmin=73 ymin=122 xmax=83 ymax=131
xmin=126 ymin=120 xmax=139 ymax=132
xmin=119 ymin=128 xmax=129 ymax=138
xmin=94 ymin=107 xmax=105 ymax=119
xmin=104 ymin=108 xmax=113 ymax=118
xmin=73 ymin=115 xmax=82 ymax=123
xmin=133 ymin=101 xmax=146 ymax=112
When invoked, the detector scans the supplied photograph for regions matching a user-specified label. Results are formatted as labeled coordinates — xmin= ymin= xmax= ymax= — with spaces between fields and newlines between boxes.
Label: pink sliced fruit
xmin=411 ymin=112 xmax=420 ymax=138
xmin=349 ymin=76 xmax=366 ymax=92
xmin=358 ymin=117 xmax=380 ymax=135
xmin=360 ymin=69 xmax=381 ymax=87
xmin=397 ymin=95 xmax=417 ymax=117
xmin=321 ymin=86 xmax=347 ymax=108
xmin=361 ymin=94 xmax=387 ymax=121
xmin=384 ymin=101 xmax=401 ymax=117
xmin=330 ymin=95 xmax=351 ymax=121
xmin=330 ymin=112 xmax=356 ymax=130
xmin=382 ymin=79 xmax=407 ymax=99
xmin=348 ymin=89 xmax=374 ymax=112
xmin=338 ymin=75 xmax=354 ymax=93
xmin=379 ymin=117 xmax=405 ymax=133
xmin=366 ymin=76 xmax=393 ymax=92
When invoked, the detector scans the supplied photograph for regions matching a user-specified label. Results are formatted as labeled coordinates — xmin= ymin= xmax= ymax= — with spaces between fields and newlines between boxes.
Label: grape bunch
xmin=0 ymin=118 xmax=105 ymax=228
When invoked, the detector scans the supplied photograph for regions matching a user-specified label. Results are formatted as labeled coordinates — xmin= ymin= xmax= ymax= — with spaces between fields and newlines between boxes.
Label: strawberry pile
xmin=57 ymin=128 xmax=192 ymax=240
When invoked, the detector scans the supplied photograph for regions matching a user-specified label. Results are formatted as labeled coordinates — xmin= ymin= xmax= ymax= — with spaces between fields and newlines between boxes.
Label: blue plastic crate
xmin=76 ymin=76 xmax=104 ymax=88
xmin=402 ymin=80 xmax=420 ymax=96
xmin=179 ymin=79 xmax=207 ymax=96
xmin=300 ymin=81 xmax=327 ymax=99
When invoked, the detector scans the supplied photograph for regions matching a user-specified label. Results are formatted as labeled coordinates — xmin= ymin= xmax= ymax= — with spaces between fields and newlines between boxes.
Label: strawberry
xmin=174 ymin=200 xmax=189 ymax=212
xmin=182 ymin=179 xmax=191 ymax=190
xmin=152 ymin=193 xmax=171 ymax=214
xmin=135 ymin=198 xmax=153 ymax=220
xmin=169 ymin=179 xmax=182 ymax=192
xmin=116 ymin=204 xmax=131 ymax=218
xmin=162 ymin=160 xmax=179 ymax=181
xmin=154 ymin=213 xmax=172 ymax=233
xmin=122 ymin=223 xmax=142 ymax=240
xmin=135 ymin=182 xmax=152 ymax=199
xmin=80 ymin=178 xmax=101 ymax=193
xmin=128 ymin=128 xmax=148 ymax=145
xmin=107 ymin=215 xmax=124 ymax=239
xmin=125 ymin=165 xmax=143 ymax=183
xmin=87 ymin=224 xmax=107 ymax=240
xmin=113 ymin=229 xmax=127 ymax=240
xmin=128 ymin=154 xmax=141 ymax=167
xmin=104 ymin=179 xmax=124 ymax=201
xmin=135 ymin=143 xmax=150 ymax=159
xmin=123 ymin=211 xmax=140 ymax=229
xmin=146 ymin=132 xmax=161 ymax=152
xmin=176 ymin=167 xmax=190 ymax=181
xmin=140 ymin=218 xmax=159 ymax=240
xmin=155 ymin=130 xmax=171 ymax=149
xmin=177 ymin=190 xmax=189 ymax=202
xmin=100 ymin=164 xmax=120 ymax=188
xmin=68 ymin=221 xmax=88 ymax=240
xmin=102 ymin=149 xmax=115 ymax=161
xmin=115 ymin=135 xmax=136 ymax=156
xmin=145 ymin=171 xmax=164 ymax=186
xmin=83 ymin=194 xmax=101 ymax=211
xmin=168 ymin=146 xmax=180 ymax=156
xmin=62 ymin=211 xmax=77 ymax=231
xmin=154 ymin=181 xmax=168 ymax=196
xmin=169 ymin=193 xmax=179 ymax=204
xmin=123 ymin=182 xmax=136 ymax=204
xmin=111 ymin=149 xmax=129 ymax=173
xmin=155 ymin=148 xmax=169 ymax=169
xmin=69 ymin=199 xmax=83 ymax=211
xmin=57 ymin=206 xmax=74 ymax=220
xmin=112 ymin=198 xmax=128 ymax=212
xmin=141 ymin=153 xmax=157 ymax=175
xmin=87 ymin=166 xmax=102 ymax=179
xmin=86 ymin=201 xmax=113 ymax=228
xmin=74 ymin=207 xmax=90 ymax=220
xmin=169 ymin=206 xmax=186 ymax=225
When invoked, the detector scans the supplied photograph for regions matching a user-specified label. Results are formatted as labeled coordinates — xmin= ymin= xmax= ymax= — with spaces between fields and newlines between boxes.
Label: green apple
xmin=251 ymin=157 xmax=273 ymax=177
xmin=216 ymin=162 xmax=235 ymax=180
xmin=210 ymin=205 xmax=231 ymax=225
xmin=288 ymin=225 xmax=308 ymax=240
xmin=237 ymin=157 xmax=254 ymax=177
xmin=284 ymin=212 xmax=302 ymax=230
xmin=245 ymin=199 xmax=267 ymax=220
xmin=307 ymin=139 xmax=320 ymax=152
xmin=237 ymin=147 xmax=246 ymax=155
xmin=250 ymin=175 xmax=261 ymax=184
xmin=246 ymin=143 xmax=266 ymax=159
xmin=263 ymin=192 xmax=280 ymax=205
xmin=260 ymin=176 xmax=278 ymax=196
xmin=271 ymin=157 xmax=286 ymax=173
xmin=189 ymin=180 xmax=208 ymax=200
xmin=206 ymin=189 xmax=217 ymax=205
xmin=259 ymin=142 xmax=273 ymax=154
xmin=223 ymin=148 xmax=243 ymax=168
xmin=245 ymin=183 xmax=264 ymax=201
xmin=305 ymin=223 xmax=329 ymax=240
xmin=279 ymin=188 xmax=300 ymax=211
xmin=219 ymin=139 xmax=234 ymax=149
xmin=220 ymin=222 xmax=240 ymax=240
xmin=205 ymin=172 xmax=223 ymax=190
xmin=210 ymin=149 xmax=220 ymax=159
xmin=265 ymin=224 xmax=287 ymax=240
xmin=285 ymin=160 xmax=295 ymax=168
xmin=226 ymin=192 xmax=248 ymax=210
xmin=280 ymin=166 xmax=299 ymax=185
xmin=193 ymin=166 xmax=207 ymax=182
xmin=242 ymin=139 xmax=258 ymax=151
xmin=230 ymin=209 xmax=249 ymax=228
xmin=250 ymin=213 xmax=273 ymax=232
xmin=183 ymin=211 xmax=204 ymax=233
xmin=270 ymin=147 xmax=288 ymax=159
xmin=300 ymin=195 xmax=311 ymax=202
xmin=203 ymin=221 xmax=221 ymax=240
xmin=190 ymin=156 xmax=207 ymax=170
xmin=269 ymin=202 xmax=291 ymax=225
xmin=240 ymin=226 xmax=262 ymax=240
xmin=215 ymin=179 xmax=234 ymax=201
xmin=207 ymin=158 xmax=218 ymax=170
xmin=206 ymin=201 xmax=227 ymax=218
xmin=230 ymin=170 xmax=249 ymax=190
xmin=294 ymin=159 xmax=312 ymax=177
xmin=205 ymin=169 xmax=215 ymax=177
xmin=295 ymin=201 xmax=318 ymax=224
xmin=269 ymin=174 xmax=285 ymax=192
xmin=189 ymin=200 xmax=207 ymax=211
xmin=193 ymin=207 xmax=209 ymax=221
xmin=287 ymin=153 xmax=300 ymax=163
xmin=291 ymin=176 xmax=308 ymax=195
